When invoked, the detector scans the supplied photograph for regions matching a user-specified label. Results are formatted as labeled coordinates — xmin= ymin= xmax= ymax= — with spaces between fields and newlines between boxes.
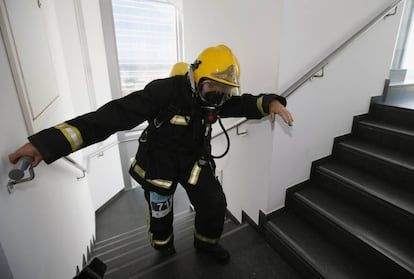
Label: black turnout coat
xmin=29 ymin=75 xmax=287 ymax=195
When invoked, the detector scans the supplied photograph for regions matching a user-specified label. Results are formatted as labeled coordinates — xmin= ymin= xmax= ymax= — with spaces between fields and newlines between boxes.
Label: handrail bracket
xmin=385 ymin=6 xmax=398 ymax=18
xmin=7 ymin=162 xmax=35 ymax=194
xmin=311 ymin=67 xmax=325 ymax=80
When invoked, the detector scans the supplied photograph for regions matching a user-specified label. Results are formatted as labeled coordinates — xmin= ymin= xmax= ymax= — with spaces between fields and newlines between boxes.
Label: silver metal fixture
xmin=7 ymin=156 xmax=35 ymax=193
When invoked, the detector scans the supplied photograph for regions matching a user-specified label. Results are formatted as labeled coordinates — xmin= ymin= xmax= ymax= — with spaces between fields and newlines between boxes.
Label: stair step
xmin=129 ymin=224 xmax=300 ymax=279
xmin=354 ymin=118 xmax=414 ymax=154
xmin=102 ymin=217 xmax=236 ymax=278
xmin=93 ymin=211 xmax=196 ymax=258
xmin=358 ymin=119 xmax=414 ymax=137
xmin=94 ymin=226 xmax=147 ymax=249
xmin=94 ymin=220 xmax=194 ymax=262
xmin=102 ymin=216 xmax=197 ymax=269
xmin=265 ymin=210 xmax=375 ymax=279
xmin=338 ymin=138 xmax=414 ymax=170
xmin=94 ymin=209 xmax=195 ymax=249
xmin=369 ymin=103 xmax=414 ymax=130
xmin=314 ymin=159 xmax=414 ymax=233
xmin=291 ymin=186 xmax=414 ymax=278
xmin=335 ymin=138 xmax=414 ymax=189
xmin=93 ymin=228 xmax=148 ymax=255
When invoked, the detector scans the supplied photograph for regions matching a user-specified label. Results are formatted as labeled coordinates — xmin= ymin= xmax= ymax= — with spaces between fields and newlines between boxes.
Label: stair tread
xmin=99 ymin=214 xmax=238 ymax=263
xmin=102 ymin=217 xmax=239 ymax=278
xmin=358 ymin=119 xmax=414 ymax=137
xmin=317 ymin=159 xmax=414 ymax=216
xmin=94 ymin=226 xmax=147 ymax=248
xmin=294 ymin=187 xmax=414 ymax=273
xmin=129 ymin=224 xmax=300 ymax=279
xmin=339 ymin=138 xmax=414 ymax=170
xmin=94 ymin=211 xmax=197 ymax=256
xmin=267 ymin=211 xmax=374 ymax=279
xmin=93 ymin=229 xmax=148 ymax=254
xmin=96 ymin=221 xmax=195 ymax=263
xmin=94 ymin=209 xmax=195 ymax=248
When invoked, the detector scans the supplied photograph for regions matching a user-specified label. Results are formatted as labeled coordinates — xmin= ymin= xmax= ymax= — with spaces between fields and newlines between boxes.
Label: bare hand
xmin=9 ymin=143 xmax=44 ymax=167
xmin=269 ymin=100 xmax=293 ymax=126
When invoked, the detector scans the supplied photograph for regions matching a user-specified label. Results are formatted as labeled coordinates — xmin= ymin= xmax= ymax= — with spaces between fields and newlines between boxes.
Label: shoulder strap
xmin=153 ymin=76 xmax=183 ymax=128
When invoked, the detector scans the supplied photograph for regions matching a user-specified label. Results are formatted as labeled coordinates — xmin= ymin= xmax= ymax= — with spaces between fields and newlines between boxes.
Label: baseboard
xmin=225 ymin=209 xmax=241 ymax=225
xmin=241 ymin=210 xmax=261 ymax=233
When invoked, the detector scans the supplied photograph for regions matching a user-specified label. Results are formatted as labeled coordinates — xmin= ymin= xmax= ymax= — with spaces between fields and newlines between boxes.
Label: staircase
xmin=262 ymin=98 xmax=414 ymax=278
xmin=83 ymin=91 xmax=414 ymax=279
xmin=90 ymin=210 xmax=300 ymax=278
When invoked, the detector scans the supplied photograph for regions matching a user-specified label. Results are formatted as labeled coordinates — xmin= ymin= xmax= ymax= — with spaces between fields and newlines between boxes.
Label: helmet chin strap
xmin=188 ymin=60 xmax=201 ymax=97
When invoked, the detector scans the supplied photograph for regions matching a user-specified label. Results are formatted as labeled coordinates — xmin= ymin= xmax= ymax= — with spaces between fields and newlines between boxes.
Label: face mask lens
xmin=202 ymin=91 xmax=228 ymax=106
xmin=199 ymin=80 xmax=239 ymax=106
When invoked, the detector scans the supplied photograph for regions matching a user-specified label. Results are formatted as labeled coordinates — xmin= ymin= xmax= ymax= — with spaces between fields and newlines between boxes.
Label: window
xmin=111 ymin=0 xmax=182 ymax=95
xmin=391 ymin=0 xmax=414 ymax=83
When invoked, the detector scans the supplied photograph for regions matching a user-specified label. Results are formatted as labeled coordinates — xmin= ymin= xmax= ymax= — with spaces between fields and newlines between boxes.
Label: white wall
xmin=0 ymin=0 xmax=124 ymax=278
xmin=182 ymin=0 xmax=282 ymax=93
xmin=268 ymin=0 xmax=403 ymax=214
xmin=76 ymin=0 xmax=125 ymax=211
xmin=0 ymin=25 xmax=95 ymax=279
xmin=182 ymin=0 xmax=283 ymax=221
xmin=183 ymin=0 xmax=403 ymax=223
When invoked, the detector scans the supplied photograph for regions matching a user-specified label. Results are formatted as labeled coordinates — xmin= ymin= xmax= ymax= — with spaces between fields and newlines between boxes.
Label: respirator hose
xmin=211 ymin=116 xmax=230 ymax=159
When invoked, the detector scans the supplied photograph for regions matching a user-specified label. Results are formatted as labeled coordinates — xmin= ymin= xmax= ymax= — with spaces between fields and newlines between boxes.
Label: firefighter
xmin=169 ymin=62 xmax=189 ymax=76
xmin=9 ymin=45 xmax=293 ymax=264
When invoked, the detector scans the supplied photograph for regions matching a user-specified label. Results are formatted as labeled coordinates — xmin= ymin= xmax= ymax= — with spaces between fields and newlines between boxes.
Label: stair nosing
xmin=315 ymin=163 xmax=414 ymax=217
xmin=358 ymin=119 xmax=414 ymax=137
xmin=338 ymin=139 xmax=414 ymax=171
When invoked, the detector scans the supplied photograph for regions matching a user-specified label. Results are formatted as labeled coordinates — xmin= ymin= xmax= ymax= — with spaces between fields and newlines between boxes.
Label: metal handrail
xmin=280 ymin=0 xmax=403 ymax=98
xmin=212 ymin=0 xmax=403 ymax=139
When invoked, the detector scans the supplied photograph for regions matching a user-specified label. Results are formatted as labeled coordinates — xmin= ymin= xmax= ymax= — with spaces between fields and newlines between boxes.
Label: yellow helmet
xmin=169 ymin=62 xmax=189 ymax=76
xmin=191 ymin=44 xmax=240 ymax=92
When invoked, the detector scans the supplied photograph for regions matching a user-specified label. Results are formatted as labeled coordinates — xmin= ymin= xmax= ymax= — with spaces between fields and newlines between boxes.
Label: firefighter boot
xmin=157 ymin=242 xmax=176 ymax=257
xmin=194 ymin=238 xmax=230 ymax=264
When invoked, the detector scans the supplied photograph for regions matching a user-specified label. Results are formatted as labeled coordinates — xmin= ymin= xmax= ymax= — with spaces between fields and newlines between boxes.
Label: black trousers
xmin=144 ymin=165 xmax=227 ymax=249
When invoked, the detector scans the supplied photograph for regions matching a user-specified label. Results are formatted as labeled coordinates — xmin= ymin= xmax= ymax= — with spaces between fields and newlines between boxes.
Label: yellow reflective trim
xmin=194 ymin=229 xmax=219 ymax=244
xmin=256 ymin=96 xmax=266 ymax=116
xmin=133 ymin=164 xmax=173 ymax=189
xmin=134 ymin=164 xmax=146 ymax=178
xmin=148 ymin=179 xmax=173 ymax=189
xmin=170 ymin=115 xmax=190 ymax=126
xmin=151 ymin=233 xmax=173 ymax=247
xmin=187 ymin=162 xmax=202 ymax=185
xmin=54 ymin=122 xmax=84 ymax=151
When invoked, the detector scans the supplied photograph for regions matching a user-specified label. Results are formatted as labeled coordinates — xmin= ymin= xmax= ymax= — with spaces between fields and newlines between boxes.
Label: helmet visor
xmin=199 ymin=80 xmax=240 ymax=107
